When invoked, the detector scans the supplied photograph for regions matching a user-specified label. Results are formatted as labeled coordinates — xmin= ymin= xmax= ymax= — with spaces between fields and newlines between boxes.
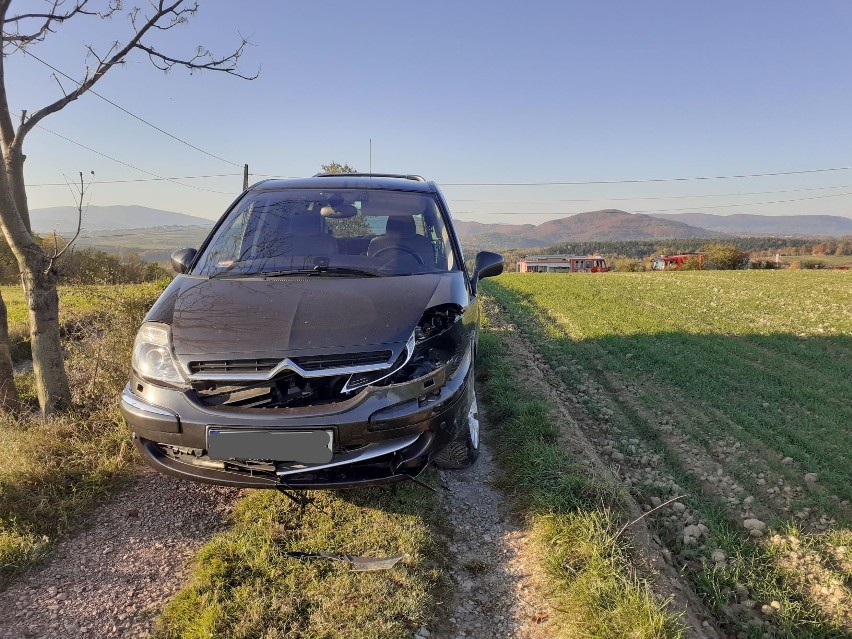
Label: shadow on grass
xmin=483 ymin=281 xmax=852 ymax=638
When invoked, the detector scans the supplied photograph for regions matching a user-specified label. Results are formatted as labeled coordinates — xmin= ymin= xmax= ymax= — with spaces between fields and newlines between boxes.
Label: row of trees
xmin=0 ymin=1 xmax=253 ymax=414
xmin=784 ymin=240 xmax=852 ymax=256
xmin=536 ymin=237 xmax=852 ymax=261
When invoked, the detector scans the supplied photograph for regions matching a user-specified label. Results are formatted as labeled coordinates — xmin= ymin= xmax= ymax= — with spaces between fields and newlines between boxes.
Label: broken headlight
xmin=402 ymin=305 xmax=463 ymax=380
xmin=131 ymin=322 xmax=186 ymax=386
xmin=343 ymin=306 xmax=464 ymax=393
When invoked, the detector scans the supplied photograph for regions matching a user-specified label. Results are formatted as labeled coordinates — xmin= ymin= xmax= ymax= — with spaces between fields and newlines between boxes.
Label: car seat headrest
xmin=386 ymin=215 xmax=415 ymax=237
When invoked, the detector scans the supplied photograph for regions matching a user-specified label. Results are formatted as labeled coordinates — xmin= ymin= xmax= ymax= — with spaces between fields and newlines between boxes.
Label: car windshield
xmin=193 ymin=188 xmax=459 ymax=277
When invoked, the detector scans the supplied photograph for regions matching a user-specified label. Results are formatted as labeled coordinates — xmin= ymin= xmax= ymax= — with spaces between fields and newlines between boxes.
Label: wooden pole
xmin=243 ymin=163 xmax=249 ymax=191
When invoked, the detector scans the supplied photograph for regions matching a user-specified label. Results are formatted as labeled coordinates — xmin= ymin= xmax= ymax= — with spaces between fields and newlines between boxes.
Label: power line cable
xmin=633 ymin=190 xmax=852 ymax=213
xmin=452 ymin=189 xmax=852 ymax=215
xmin=447 ymin=183 xmax=852 ymax=203
xmin=18 ymin=46 xmax=242 ymax=167
xmin=26 ymin=175 xmax=852 ymax=201
xmin=36 ymin=124 xmax=234 ymax=195
xmin=439 ymin=166 xmax=852 ymax=186
xmin=26 ymin=172 xmax=243 ymax=187
xmin=251 ymin=169 xmax=852 ymax=189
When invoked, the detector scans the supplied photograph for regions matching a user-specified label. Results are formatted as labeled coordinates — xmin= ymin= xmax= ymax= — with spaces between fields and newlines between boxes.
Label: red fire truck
xmin=651 ymin=254 xmax=703 ymax=270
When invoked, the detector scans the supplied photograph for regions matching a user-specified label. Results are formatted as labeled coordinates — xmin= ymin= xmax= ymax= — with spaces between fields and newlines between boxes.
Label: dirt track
xmin=0 ymin=469 xmax=239 ymax=639
xmin=489 ymin=310 xmax=722 ymax=639
xmin=435 ymin=427 xmax=550 ymax=639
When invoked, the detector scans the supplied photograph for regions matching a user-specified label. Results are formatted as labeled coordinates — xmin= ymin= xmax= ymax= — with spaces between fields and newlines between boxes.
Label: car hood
xmin=169 ymin=273 xmax=455 ymax=360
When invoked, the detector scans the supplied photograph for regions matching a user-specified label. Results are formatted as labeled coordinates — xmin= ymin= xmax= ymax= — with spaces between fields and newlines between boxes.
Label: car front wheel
xmin=434 ymin=390 xmax=480 ymax=470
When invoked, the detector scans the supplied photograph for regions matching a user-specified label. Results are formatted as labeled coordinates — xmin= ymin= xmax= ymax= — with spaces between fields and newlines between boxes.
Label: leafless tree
xmin=0 ymin=0 xmax=255 ymax=414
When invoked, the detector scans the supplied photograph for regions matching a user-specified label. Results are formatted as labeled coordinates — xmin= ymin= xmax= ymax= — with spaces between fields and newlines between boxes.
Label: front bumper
xmin=120 ymin=349 xmax=473 ymax=489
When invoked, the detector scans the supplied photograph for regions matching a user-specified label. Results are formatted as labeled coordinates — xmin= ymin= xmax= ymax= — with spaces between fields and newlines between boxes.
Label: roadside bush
xmin=799 ymin=259 xmax=826 ymax=270
xmin=749 ymin=259 xmax=779 ymax=269
xmin=613 ymin=258 xmax=644 ymax=272
xmin=702 ymin=242 xmax=746 ymax=270
xmin=64 ymin=286 xmax=161 ymax=408
xmin=679 ymin=257 xmax=702 ymax=270
xmin=0 ymin=238 xmax=169 ymax=285
xmin=56 ymin=247 xmax=169 ymax=285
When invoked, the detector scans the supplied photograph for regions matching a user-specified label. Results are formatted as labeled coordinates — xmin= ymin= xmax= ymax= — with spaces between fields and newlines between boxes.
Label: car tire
xmin=434 ymin=390 xmax=480 ymax=470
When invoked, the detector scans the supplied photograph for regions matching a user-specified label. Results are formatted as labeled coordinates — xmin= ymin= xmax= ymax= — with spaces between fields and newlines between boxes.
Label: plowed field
xmin=484 ymin=270 xmax=852 ymax=638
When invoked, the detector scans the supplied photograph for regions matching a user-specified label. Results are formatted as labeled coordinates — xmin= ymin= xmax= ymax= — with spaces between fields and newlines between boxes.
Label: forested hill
xmin=453 ymin=209 xmax=724 ymax=250
xmin=31 ymin=205 xmax=214 ymax=233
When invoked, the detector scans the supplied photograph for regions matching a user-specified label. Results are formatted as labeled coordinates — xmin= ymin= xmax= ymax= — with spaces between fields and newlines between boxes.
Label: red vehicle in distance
xmin=518 ymin=255 xmax=610 ymax=273
xmin=651 ymin=254 xmax=703 ymax=270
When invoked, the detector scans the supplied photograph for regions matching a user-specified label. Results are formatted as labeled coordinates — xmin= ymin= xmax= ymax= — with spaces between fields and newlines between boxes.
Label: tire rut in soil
xmin=0 ymin=468 xmax=240 ymax=639
xmin=493 ymin=317 xmax=722 ymax=639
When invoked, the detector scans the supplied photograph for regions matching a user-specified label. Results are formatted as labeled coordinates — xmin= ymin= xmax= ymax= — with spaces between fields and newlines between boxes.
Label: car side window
xmin=202 ymin=206 xmax=251 ymax=269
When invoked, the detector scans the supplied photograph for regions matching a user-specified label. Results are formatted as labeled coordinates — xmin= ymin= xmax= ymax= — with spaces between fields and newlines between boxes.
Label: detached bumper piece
xmin=135 ymin=430 xmax=437 ymax=489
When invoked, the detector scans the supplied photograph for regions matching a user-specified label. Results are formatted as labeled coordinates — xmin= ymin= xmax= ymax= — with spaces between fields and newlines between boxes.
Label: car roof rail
xmin=312 ymin=172 xmax=427 ymax=182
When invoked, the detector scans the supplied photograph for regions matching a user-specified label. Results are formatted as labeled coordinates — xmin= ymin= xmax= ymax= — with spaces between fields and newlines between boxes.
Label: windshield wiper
xmin=261 ymin=265 xmax=383 ymax=278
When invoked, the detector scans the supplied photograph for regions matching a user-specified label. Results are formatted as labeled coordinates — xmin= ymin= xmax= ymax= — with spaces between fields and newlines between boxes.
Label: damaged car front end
xmin=120 ymin=175 xmax=503 ymax=488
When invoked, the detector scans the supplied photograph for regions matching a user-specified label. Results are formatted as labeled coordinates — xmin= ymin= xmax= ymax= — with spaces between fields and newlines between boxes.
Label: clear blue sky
xmin=8 ymin=0 xmax=852 ymax=223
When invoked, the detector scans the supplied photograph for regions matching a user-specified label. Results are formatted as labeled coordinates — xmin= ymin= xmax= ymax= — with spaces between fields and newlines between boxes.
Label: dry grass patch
xmin=0 ymin=283 xmax=164 ymax=583
xmin=155 ymin=484 xmax=447 ymax=639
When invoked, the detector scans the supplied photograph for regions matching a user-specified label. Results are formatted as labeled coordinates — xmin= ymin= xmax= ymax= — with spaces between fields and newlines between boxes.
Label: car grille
xmin=193 ymin=373 xmax=348 ymax=410
xmin=290 ymin=350 xmax=392 ymax=371
xmin=188 ymin=358 xmax=281 ymax=375
xmin=189 ymin=349 xmax=396 ymax=410
xmin=188 ymin=350 xmax=393 ymax=376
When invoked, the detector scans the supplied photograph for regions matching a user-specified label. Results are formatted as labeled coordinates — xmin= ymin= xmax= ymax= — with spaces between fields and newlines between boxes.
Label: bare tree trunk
xmin=0 ymin=288 xmax=21 ymax=413
xmin=4 ymin=148 xmax=30 ymax=232
xmin=22 ymin=263 xmax=70 ymax=414
xmin=0 ymin=163 xmax=70 ymax=415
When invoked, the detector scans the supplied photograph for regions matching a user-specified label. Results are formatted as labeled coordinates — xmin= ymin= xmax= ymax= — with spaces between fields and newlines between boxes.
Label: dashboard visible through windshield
xmin=193 ymin=188 xmax=459 ymax=277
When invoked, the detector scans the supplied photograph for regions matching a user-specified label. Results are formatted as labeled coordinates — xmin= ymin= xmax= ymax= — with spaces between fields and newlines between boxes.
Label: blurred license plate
xmin=207 ymin=429 xmax=333 ymax=463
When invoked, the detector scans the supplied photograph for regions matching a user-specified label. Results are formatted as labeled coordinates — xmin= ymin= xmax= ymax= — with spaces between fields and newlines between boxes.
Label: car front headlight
xmin=131 ymin=322 xmax=185 ymax=385
xmin=342 ymin=305 xmax=465 ymax=393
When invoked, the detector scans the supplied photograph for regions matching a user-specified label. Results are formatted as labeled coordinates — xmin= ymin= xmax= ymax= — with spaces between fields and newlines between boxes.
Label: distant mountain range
xmin=28 ymin=205 xmax=852 ymax=255
xmin=31 ymin=205 xmax=213 ymax=233
xmin=649 ymin=213 xmax=852 ymax=237
xmin=453 ymin=209 xmax=725 ymax=248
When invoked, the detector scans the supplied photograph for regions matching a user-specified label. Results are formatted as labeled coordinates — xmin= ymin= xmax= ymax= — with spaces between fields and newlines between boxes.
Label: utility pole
xmin=243 ymin=163 xmax=249 ymax=191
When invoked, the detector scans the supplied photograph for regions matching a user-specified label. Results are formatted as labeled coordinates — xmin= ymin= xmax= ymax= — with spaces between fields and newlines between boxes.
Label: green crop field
xmin=483 ymin=270 xmax=852 ymax=637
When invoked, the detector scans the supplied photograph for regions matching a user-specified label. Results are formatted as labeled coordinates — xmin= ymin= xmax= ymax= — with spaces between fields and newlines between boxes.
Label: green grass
xmin=483 ymin=270 xmax=852 ymax=637
xmin=0 ymin=283 xmax=165 ymax=583
xmin=477 ymin=310 xmax=683 ymax=639
xmin=1 ymin=282 xmax=168 ymax=362
xmin=155 ymin=484 xmax=447 ymax=639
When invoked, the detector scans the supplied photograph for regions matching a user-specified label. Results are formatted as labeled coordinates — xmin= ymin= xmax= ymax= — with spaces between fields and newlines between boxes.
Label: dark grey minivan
xmin=120 ymin=174 xmax=503 ymax=488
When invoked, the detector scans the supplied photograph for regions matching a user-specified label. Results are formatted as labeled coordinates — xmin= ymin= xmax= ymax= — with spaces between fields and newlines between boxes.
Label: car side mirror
xmin=472 ymin=251 xmax=504 ymax=293
xmin=170 ymin=248 xmax=197 ymax=274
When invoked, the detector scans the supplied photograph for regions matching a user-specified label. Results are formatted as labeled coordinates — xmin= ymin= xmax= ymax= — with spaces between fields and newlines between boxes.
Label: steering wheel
xmin=372 ymin=245 xmax=425 ymax=265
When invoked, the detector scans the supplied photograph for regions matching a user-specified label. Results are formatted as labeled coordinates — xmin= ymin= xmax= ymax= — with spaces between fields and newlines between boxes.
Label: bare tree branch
xmin=51 ymin=72 xmax=68 ymax=97
xmin=10 ymin=0 xmax=257 ymax=149
xmin=134 ymin=38 xmax=257 ymax=79
xmin=46 ymin=170 xmax=88 ymax=274
xmin=3 ymin=0 xmax=120 ymax=46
